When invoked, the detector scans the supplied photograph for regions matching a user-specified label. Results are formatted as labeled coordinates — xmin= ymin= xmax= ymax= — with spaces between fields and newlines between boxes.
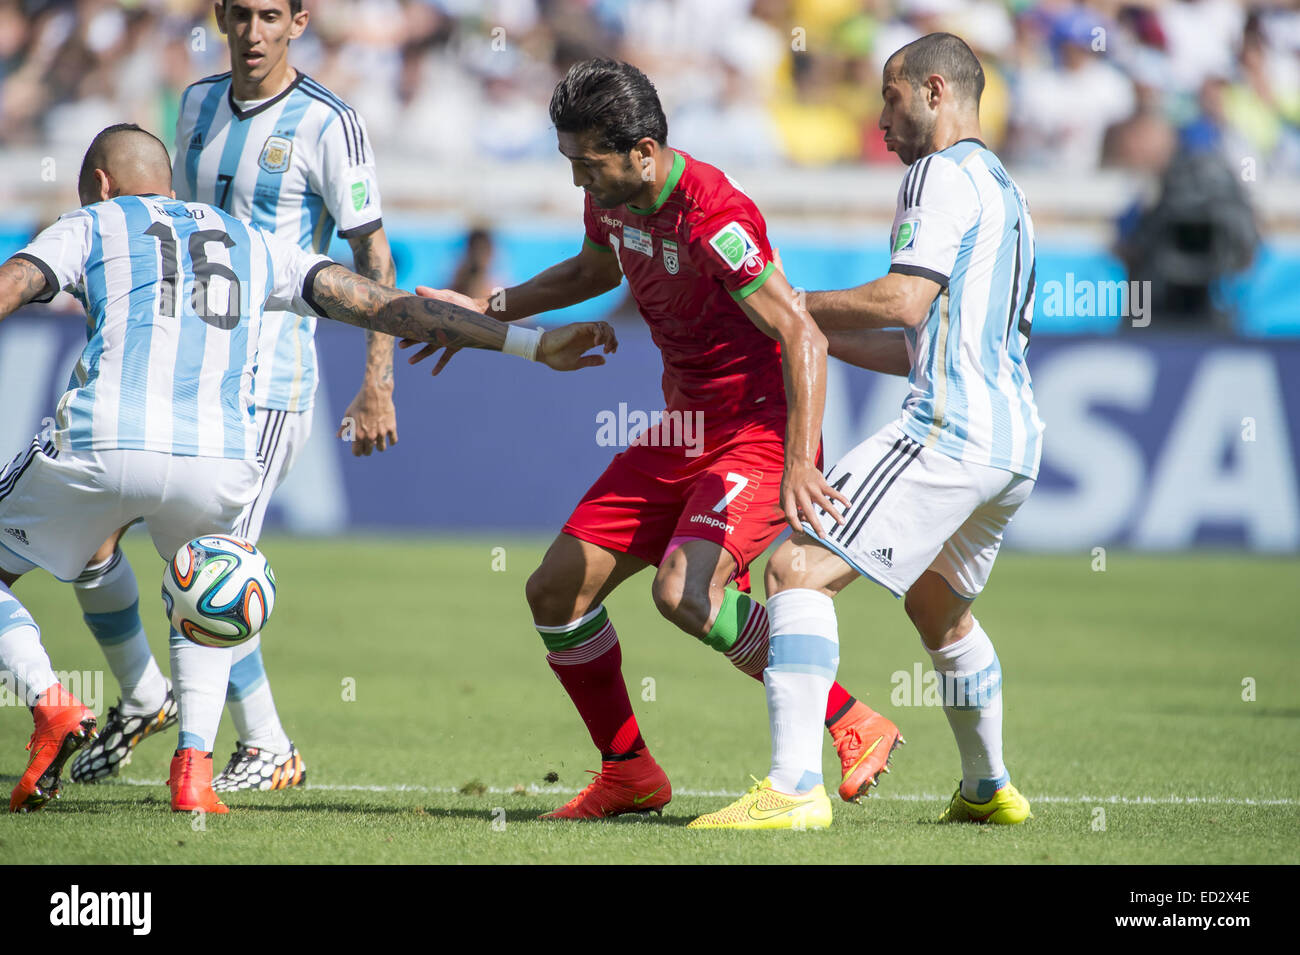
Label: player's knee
xmin=763 ymin=544 xmax=800 ymax=596
xmin=524 ymin=564 xmax=566 ymax=625
xmin=650 ymin=568 xmax=710 ymax=634
xmin=649 ymin=568 xmax=684 ymax=621
xmin=905 ymin=590 xmax=971 ymax=648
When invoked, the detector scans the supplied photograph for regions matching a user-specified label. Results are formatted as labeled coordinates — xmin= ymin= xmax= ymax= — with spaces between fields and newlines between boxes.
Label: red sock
xmin=824 ymin=682 xmax=855 ymax=725
xmin=546 ymin=617 xmax=644 ymax=759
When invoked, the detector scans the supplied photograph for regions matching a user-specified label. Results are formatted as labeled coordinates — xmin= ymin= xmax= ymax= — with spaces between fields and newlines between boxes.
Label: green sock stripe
xmin=537 ymin=606 xmax=610 ymax=653
xmin=702 ymin=588 xmax=752 ymax=653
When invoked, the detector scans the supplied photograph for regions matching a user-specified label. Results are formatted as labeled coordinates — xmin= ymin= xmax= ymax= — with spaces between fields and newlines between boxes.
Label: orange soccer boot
xmin=10 ymin=683 xmax=97 ymax=813
xmin=829 ymin=699 xmax=905 ymax=803
xmin=169 ymin=748 xmax=230 ymax=814
xmin=540 ymin=747 xmax=672 ymax=820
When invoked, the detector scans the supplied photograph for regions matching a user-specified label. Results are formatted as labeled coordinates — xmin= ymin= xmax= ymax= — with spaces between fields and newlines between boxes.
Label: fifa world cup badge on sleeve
xmin=258 ymin=136 xmax=293 ymax=174
xmin=893 ymin=219 xmax=920 ymax=253
xmin=708 ymin=222 xmax=759 ymax=271
xmin=350 ymin=178 xmax=370 ymax=212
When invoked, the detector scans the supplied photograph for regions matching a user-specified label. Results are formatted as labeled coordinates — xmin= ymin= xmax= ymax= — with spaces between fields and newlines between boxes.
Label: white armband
xmin=503 ymin=324 xmax=543 ymax=362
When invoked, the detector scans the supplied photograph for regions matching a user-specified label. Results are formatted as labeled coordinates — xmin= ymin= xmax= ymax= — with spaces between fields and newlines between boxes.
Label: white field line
xmin=106 ymin=778 xmax=1299 ymax=806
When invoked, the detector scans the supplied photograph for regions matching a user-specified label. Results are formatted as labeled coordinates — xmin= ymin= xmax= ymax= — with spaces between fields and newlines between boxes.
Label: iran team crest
xmin=258 ymin=135 xmax=293 ymax=174
xmin=662 ymin=239 xmax=679 ymax=274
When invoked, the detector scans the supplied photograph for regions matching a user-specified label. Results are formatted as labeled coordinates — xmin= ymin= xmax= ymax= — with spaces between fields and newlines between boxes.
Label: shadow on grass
xmin=219 ymin=803 xmax=687 ymax=825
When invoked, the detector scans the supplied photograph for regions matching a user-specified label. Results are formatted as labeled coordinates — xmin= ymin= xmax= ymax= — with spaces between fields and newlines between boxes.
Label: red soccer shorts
xmin=562 ymin=417 xmax=791 ymax=581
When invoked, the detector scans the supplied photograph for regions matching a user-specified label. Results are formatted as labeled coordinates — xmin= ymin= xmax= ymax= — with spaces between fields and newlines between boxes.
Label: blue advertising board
xmin=2 ymin=309 xmax=1296 ymax=552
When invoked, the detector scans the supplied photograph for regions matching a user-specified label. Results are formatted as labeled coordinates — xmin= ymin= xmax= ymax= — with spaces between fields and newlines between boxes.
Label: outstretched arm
xmin=0 ymin=257 xmax=52 ymax=323
xmin=340 ymin=227 xmax=399 ymax=456
xmin=307 ymin=264 xmax=617 ymax=371
xmin=476 ymin=238 xmax=623 ymax=323
xmin=399 ymin=238 xmax=623 ymax=373
xmin=737 ymin=271 xmax=850 ymax=537
xmin=825 ymin=329 xmax=911 ymax=375
xmin=804 ymin=271 xmax=941 ymax=331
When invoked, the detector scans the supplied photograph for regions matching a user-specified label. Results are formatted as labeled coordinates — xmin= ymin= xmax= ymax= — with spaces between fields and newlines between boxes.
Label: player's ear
xmin=214 ymin=0 xmax=227 ymax=34
xmin=95 ymin=169 xmax=113 ymax=203
xmin=289 ymin=6 xmax=309 ymax=40
xmin=926 ymin=73 xmax=944 ymax=109
xmin=633 ymin=139 xmax=655 ymax=180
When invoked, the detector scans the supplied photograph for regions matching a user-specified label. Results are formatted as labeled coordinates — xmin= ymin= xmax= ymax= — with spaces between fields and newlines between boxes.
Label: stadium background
xmin=2 ymin=0 xmax=1297 ymax=552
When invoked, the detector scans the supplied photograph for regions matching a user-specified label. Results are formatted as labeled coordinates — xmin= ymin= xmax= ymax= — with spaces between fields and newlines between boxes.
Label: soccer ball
xmin=162 ymin=535 xmax=276 ymax=648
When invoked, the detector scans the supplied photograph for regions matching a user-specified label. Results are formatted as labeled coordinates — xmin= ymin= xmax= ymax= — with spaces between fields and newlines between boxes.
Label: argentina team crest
xmin=258 ymin=135 xmax=293 ymax=174
xmin=662 ymin=239 xmax=679 ymax=274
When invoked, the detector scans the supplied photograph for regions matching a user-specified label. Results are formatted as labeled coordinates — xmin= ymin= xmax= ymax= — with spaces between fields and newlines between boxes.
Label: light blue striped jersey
xmin=173 ymin=71 xmax=383 ymax=412
xmin=888 ymin=138 xmax=1044 ymax=479
xmin=15 ymin=195 xmax=330 ymax=458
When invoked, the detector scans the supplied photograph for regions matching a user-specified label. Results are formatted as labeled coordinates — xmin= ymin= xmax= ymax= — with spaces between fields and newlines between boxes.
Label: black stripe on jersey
xmin=324 ymin=83 xmax=369 ymax=164
xmin=828 ymin=438 xmax=909 ymax=544
xmin=904 ymin=158 xmax=919 ymax=207
xmin=192 ymin=71 xmax=232 ymax=87
xmin=913 ymin=156 xmax=933 ymax=208
xmin=301 ymin=260 xmax=333 ymax=317
xmin=337 ymin=219 xmax=383 ymax=240
xmin=1017 ymin=257 xmax=1036 ymax=343
xmin=834 ymin=438 xmax=916 ymax=546
xmin=255 ymin=409 xmax=283 ymax=468
xmin=298 ymin=87 xmax=359 ymax=164
xmin=227 ymin=71 xmax=305 ymax=120
xmin=301 ymin=77 xmax=367 ymax=164
xmin=901 ymin=163 xmax=919 ymax=210
xmin=889 ymin=262 xmax=949 ymax=288
xmin=1004 ymin=223 xmax=1023 ymax=348
xmin=240 ymin=410 xmax=286 ymax=538
xmin=0 ymin=436 xmax=55 ymax=503
xmin=840 ymin=439 xmax=922 ymax=550
xmin=11 ymin=253 xmax=59 ymax=304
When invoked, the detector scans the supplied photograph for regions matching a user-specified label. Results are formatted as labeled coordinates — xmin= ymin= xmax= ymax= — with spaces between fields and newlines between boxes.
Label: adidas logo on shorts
xmin=868 ymin=546 xmax=893 ymax=568
xmin=4 ymin=527 xmax=29 ymax=546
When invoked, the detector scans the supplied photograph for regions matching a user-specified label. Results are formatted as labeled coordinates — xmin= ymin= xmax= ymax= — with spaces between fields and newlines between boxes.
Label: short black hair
xmin=888 ymin=32 xmax=985 ymax=106
xmin=78 ymin=123 xmax=170 ymax=202
xmin=225 ymin=0 xmax=303 ymax=15
xmin=549 ymin=58 xmax=668 ymax=154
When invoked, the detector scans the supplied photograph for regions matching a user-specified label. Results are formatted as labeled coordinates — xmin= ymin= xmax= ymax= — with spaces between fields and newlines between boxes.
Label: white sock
xmin=926 ymin=618 xmax=1009 ymax=802
xmin=0 ymin=583 xmax=57 ymax=705
xmin=170 ymin=629 xmax=232 ymax=753
xmin=765 ymin=588 xmax=839 ymax=795
xmin=227 ymin=637 xmax=291 ymax=751
xmin=75 ymin=551 xmax=167 ymax=714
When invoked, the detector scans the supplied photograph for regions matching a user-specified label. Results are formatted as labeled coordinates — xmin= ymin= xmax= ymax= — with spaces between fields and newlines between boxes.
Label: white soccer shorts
xmin=805 ymin=420 xmax=1034 ymax=599
xmin=231 ymin=407 xmax=313 ymax=543
xmin=0 ymin=435 xmax=261 ymax=582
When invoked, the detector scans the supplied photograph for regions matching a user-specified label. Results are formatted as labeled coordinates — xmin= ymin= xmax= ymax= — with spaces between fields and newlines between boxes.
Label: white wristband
xmin=503 ymin=324 xmax=543 ymax=362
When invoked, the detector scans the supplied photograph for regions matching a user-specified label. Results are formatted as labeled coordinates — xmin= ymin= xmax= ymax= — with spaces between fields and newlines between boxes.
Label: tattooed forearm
xmin=349 ymin=229 xmax=398 ymax=386
xmin=311 ymin=264 xmax=507 ymax=351
xmin=311 ymin=264 xmax=403 ymax=326
xmin=0 ymin=256 xmax=52 ymax=321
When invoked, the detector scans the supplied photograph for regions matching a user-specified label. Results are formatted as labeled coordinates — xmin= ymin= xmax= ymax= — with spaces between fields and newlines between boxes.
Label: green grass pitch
xmin=2 ymin=535 xmax=1297 ymax=864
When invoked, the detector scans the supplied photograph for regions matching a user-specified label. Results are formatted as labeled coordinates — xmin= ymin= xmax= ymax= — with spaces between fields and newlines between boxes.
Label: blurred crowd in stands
xmin=2 ymin=0 xmax=1298 ymax=179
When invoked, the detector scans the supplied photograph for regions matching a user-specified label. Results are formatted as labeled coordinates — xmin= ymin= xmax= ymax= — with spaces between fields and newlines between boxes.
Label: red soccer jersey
xmin=583 ymin=150 xmax=784 ymax=432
